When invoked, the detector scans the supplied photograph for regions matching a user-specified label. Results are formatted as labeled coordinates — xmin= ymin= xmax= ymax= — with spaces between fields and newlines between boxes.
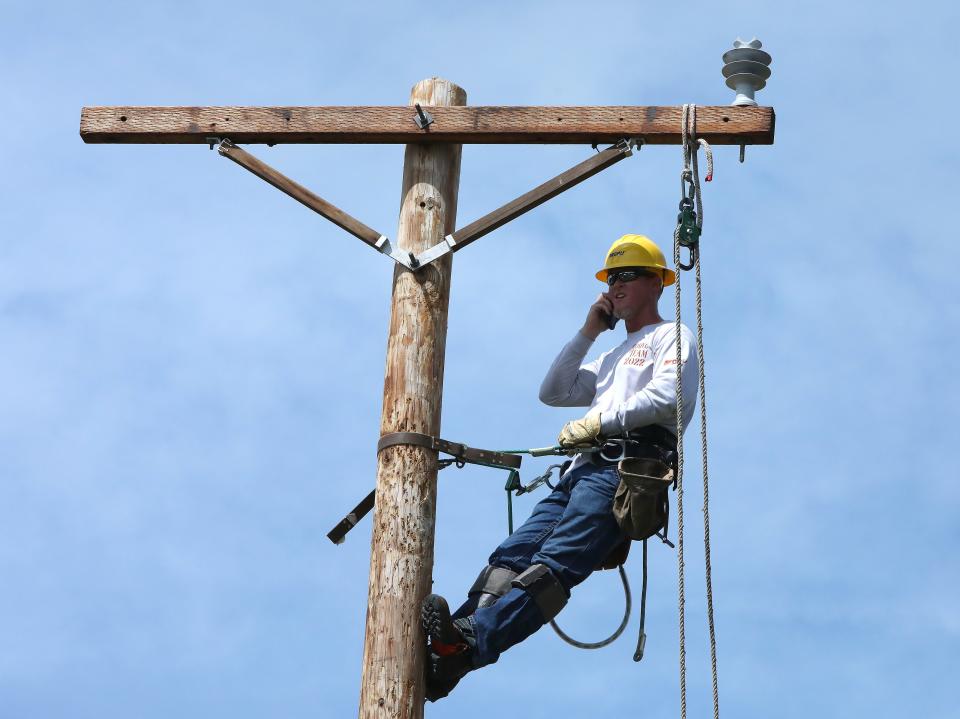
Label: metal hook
xmin=515 ymin=463 xmax=563 ymax=496
xmin=678 ymin=244 xmax=698 ymax=271
xmin=680 ymin=170 xmax=696 ymax=199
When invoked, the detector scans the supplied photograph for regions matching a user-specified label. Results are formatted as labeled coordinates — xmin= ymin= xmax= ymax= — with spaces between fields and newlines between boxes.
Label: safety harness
xmin=327 ymin=428 xmax=671 ymax=658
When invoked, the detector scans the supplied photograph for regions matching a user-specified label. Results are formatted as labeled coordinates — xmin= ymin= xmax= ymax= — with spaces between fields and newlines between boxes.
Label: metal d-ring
xmin=598 ymin=439 xmax=629 ymax=463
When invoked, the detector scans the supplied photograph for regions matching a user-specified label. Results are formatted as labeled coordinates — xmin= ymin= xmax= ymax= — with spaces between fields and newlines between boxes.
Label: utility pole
xmin=79 ymin=42 xmax=774 ymax=716
xmin=359 ymin=78 xmax=465 ymax=718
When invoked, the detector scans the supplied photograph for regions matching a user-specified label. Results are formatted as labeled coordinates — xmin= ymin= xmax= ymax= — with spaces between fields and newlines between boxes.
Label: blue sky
xmin=2 ymin=1 xmax=958 ymax=717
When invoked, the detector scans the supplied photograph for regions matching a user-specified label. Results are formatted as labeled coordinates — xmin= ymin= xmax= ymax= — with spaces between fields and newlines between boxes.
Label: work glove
xmin=557 ymin=412 xmax=603 ymax=448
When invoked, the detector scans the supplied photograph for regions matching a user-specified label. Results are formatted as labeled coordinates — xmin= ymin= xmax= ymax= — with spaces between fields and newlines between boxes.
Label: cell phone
xmin=599 ymin=292 xmax=618 ymax=330
xmin=603 ymin=310 xmax=619 ymax=330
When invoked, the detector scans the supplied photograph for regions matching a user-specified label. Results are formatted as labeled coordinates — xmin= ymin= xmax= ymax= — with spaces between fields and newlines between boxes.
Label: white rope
xmin=673 ymin=104 xmax=720 ymax=719
xmin=673 ymin=104 xmax=692 ymax=719
xmin=695 ymin=252 xmax=720 ymax=719
xmin=673 ymin=209 xmax=688 ymax=719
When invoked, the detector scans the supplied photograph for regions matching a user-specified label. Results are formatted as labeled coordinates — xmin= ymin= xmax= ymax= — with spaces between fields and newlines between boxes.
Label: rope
xmin=673 ymin=103 xmax=721 ymax=719
xmin=673 ymin=191 xmax=688 ymax=719
xmin=673 ymin=103 xmax=693 ymax=719
xmin=695 ymin=253 xmax=720 ymax=719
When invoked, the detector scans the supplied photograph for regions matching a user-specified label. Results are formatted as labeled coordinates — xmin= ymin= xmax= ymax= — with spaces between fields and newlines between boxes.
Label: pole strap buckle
xmin=377 ymin=431 xmax=522 ymax=469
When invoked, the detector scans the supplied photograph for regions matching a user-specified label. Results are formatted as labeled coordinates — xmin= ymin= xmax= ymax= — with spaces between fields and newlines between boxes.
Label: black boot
xmin=421 ymin=594 xmax=476 ymax=702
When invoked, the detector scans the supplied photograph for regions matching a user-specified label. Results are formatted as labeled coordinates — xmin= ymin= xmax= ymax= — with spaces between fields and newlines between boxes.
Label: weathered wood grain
xmin=80 ymin=105 xmax=774 ymax=145
xmin=359 ymin=79 xmax=465 ymax=719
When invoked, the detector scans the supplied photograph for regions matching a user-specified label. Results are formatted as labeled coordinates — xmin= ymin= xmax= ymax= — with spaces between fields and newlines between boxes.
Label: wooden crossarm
xmin=80 ymin=105 xmax=774 ymax=145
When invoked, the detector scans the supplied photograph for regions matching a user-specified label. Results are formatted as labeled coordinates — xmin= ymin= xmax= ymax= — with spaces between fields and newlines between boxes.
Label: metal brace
xmin=211 ymin=134 xmax=639 ymax=275
xmin=413 ymin=103 xmax=434 ymax=130
xmin=412 ymin=234 xmax=457 ymax=267
xmin=619 ymin=136 xmax=643 ymax=154
xmin=374 ymin=235 xmax=415 ymax=270
xmin=210 ymin=139 xmax=421 ymax=272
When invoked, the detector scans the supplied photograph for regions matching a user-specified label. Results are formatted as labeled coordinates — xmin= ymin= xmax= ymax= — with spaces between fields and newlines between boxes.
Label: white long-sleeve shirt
xmin=539 ymin=321 xmax=699 ymax=455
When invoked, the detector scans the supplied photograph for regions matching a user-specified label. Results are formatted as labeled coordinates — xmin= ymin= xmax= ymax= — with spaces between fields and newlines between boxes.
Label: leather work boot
xmin=421 ymin=594 xmax=476 ymax=702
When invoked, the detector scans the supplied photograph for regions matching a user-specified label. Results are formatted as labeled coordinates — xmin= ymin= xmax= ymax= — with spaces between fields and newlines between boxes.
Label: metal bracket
xmin=206 ymin=136 xmax=225 ymax=150
xmin=413 ymin=103 xmax=434 ymax=130
xmin=374 ymin=235 xmax=415 ymax=270
xmin=617 ymin=136 xmax=642 ymax=154
xmin=413 ymin=234 xmax=457 ymax=267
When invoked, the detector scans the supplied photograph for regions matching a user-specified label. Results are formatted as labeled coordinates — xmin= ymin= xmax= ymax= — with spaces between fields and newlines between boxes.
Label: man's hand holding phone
xmin=581 ymin=292 xmax=618 ymax=340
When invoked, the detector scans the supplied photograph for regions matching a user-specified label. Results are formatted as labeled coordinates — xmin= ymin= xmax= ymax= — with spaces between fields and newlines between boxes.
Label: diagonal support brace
xmin=414 ymin=138 xmax=640 ymax=267
xmin=212 ymin=138 xmax=638 ymax=273
xmin=214 ymin=138 xmax=414 ymax=269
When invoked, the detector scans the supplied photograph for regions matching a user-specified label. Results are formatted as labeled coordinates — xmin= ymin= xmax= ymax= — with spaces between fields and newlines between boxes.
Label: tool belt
xmin=591 ymin=425 xmax=678 ymax=470
xmin=594 ymin=425 xmax=677 ymax=546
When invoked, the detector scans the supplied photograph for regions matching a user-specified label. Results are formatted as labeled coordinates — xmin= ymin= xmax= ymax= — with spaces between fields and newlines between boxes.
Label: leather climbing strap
xmin=327 ymin=433 xmax=524 ymax=547
xmin=326 ymin=489 xmax=375 ymax=546
xmin=377 ymin=432 xmax=522 ymax=470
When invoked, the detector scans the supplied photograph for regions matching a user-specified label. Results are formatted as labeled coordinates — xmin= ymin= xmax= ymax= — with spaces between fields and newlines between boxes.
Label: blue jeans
xmin=453 ymin=461 xmax=626 ymax=668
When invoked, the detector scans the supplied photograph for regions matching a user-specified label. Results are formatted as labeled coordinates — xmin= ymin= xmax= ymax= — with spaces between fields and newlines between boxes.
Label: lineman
xmin=421 ymin=234 xmax=700 ymax=701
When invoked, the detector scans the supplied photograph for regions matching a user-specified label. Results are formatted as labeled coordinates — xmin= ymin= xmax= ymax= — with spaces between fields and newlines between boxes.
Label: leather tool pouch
xmin=612 ymin=457 xmax=674 ymax=541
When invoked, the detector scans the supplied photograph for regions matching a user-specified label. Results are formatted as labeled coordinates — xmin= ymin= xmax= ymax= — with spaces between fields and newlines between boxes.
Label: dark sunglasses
xmin=606 ymin=268 xmax=656 ymax=286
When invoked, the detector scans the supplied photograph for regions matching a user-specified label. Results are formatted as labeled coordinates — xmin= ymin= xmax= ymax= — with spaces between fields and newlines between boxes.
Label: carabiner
xmin=678 ymin=244 xmax=698 ymax=271
xmin=680 ymin=169 xmax=694 ymax=198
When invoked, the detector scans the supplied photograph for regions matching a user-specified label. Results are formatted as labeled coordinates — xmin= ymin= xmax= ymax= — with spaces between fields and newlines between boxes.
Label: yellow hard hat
xmin=595 ymin=234 xmax=676 ymax=287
